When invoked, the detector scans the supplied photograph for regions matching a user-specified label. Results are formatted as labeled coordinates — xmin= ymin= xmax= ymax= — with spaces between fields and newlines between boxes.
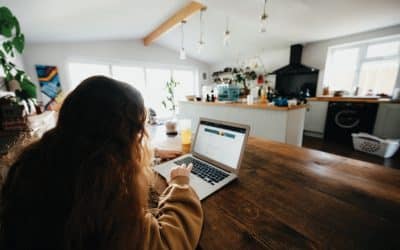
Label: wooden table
xmin=150 ymin=126 xmax=400 ymax=249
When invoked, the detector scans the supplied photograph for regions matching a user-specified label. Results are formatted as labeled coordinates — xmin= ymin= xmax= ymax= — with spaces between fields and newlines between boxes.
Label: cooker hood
xmin=272 ymin=44 xmax=318 ymax=75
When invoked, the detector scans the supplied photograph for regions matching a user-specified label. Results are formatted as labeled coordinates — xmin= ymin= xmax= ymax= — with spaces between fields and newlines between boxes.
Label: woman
xmin=0 ymin=76 xmax=203 ymax=249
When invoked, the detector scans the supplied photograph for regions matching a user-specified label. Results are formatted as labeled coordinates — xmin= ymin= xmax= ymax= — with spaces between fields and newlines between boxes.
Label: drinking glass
xmin=180 ymin=119 xmax=192 ymax=153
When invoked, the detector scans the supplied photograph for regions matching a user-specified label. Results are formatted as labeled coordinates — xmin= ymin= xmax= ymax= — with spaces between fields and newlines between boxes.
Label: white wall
xmin=302 ymin=24 xmax=400 ymax=95
xmin=22 ymin=39 xmax=211 ymax=96
xmin=211 ymin=47 xmax=290 ymax=74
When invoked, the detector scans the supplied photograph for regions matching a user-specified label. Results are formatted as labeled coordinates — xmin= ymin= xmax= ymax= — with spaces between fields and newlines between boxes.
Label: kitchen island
xmin=178 ymin=101 xmax=307 ymax=146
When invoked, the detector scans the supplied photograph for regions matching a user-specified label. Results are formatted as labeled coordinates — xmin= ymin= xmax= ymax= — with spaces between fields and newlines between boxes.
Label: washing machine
xmin=324 ymin=102 xmax=378 ymax=144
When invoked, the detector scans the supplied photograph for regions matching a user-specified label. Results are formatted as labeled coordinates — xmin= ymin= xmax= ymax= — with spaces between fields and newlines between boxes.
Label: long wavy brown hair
xmin=0 ymin=76 xmax=153 ymax=250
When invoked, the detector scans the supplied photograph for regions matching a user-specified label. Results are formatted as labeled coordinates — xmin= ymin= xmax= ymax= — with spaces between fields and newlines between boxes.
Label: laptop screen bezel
xmin=191 ymin=117 xmax=250 ymax=175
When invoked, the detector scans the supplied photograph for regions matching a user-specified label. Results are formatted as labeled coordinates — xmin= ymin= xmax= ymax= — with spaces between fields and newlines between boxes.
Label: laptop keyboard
xmin=174 ymin=157 xmax=229 ymax=186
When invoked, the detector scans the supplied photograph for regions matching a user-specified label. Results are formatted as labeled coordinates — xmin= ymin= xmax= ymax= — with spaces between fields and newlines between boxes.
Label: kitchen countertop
xmin=180 ymin=101 xmax=308 ymax=111
xmin=307 ymin=96 xmax=399 ymax=103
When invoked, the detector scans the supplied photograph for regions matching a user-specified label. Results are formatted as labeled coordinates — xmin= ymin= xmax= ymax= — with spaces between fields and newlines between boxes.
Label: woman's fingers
xmin=170 ymin=163 xmax=192 ymax=179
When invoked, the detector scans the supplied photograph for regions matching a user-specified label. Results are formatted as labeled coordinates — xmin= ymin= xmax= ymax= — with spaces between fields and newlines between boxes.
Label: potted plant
xmin=0 ymin=6 xmax=37 ymax=100
xmin=162 ymin=77 xmax=180 ymax=135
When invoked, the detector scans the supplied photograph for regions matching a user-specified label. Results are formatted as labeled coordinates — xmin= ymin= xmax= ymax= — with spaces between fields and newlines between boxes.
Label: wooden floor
xmin=303 ymin=136 xmax=400 ymax=169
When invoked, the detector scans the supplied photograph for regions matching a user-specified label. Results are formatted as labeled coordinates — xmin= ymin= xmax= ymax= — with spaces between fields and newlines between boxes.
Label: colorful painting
xmin=35 ymin=65 xmax=63 ymax=110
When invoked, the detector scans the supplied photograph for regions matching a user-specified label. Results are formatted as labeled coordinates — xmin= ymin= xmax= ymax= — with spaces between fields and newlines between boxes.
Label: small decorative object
xmin=246 ymin=94 xmax=254 ymax=105
xmin=211 ymin=90 xmax=216 ymax=102
xmin=257 ymin=74 xmax=264 ymax=85
xmin=162 ymin=77 xmax=180 ymax=135
xmin=185 ymin=95 xmax=195 ymax=101
xmin=35 ymin=65 xmax=64 ymax=110
xmin=259 ymin=85 xmax=267 ymax=103
xmin=323 ymin=86 xmax=330 ymax=96
xmin=0 ymin=6 xmax=37 ymax=100
xmin=353 ymin=86 xmax=360 ymax=96
xmin=366 ymin=89 xmax=374 ymax=96
xmin=217 ymin=84 xmax=240 ymax=102
xmin=147 ymin=108 xmax=157 ymax=125
xmin=165 ymin=120 xmax=177 ymax=136
xmin=273 ymin=97 xmax=288 ymax=107
xmin=333 ymin=90 xmax=345 ymax=97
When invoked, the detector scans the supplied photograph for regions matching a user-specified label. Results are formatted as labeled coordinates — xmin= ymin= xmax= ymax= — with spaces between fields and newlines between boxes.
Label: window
xmin=324 ymin=36 xmax=400 ymax=96
xmin=68 ymin=63 xmax=111 ymax=87
xmin=173 ymin=69 xmax=196 ymax=102
xmin=68 ymin=62 xmax=197 ymax=118
xmin=111 ymin=65 xmax=146 ymax=95
xmin=146 ymin=68 xmax=171 ymax=118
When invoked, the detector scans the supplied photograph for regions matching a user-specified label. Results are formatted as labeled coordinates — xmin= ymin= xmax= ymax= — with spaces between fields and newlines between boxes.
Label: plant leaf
xmin=3 ymin=41 xmax=12 ymax=54
xmin=12 ymin=34 xmax=25 ymax=53
xmin=0 ymin=7 xmax=13 ymax=19
xmin=20 ymin=77 xmax=37 ymax=98
xmin=13 ymin=16 xmax=21 ymax=35
xmin=1 ymin=24 xmax=12 ymax=38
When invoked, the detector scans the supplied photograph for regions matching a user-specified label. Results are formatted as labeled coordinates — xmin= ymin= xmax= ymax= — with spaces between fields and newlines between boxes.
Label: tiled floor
xmin=302 ymin=136 xmax=400 ymax=169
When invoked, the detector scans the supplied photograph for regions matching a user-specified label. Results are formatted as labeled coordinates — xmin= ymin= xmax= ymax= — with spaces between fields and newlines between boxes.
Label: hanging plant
xmin=0 ymin=6 xmax=36 ymax=99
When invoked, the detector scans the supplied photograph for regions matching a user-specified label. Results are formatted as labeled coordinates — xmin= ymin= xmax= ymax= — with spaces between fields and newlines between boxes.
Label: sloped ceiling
xmin=3 ymin=0 xmax=400 ymax=66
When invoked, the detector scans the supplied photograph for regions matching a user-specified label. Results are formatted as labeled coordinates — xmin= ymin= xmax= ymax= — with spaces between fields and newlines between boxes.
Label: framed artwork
xmin=35 ymin=65 xmax=64 ymax=110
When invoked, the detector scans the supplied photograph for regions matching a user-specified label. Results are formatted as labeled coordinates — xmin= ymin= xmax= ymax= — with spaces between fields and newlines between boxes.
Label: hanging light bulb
xmin=197 ymin=40 xmax=205 ymax=54
xmin=223 ymin=16 xmax=231 ymax=46
xmin=197 ymin=7 xmax=206 ymax=53
xmin=180 ymin=20 xmax=186 ymax=60
xmin=260 ymin=0 xmax=268 ymax=33
xmin=180 ymin=48 xmax=186 ymax=60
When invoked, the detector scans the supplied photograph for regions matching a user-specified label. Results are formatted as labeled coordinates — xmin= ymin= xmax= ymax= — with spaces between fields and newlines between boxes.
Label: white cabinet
xmin=179 ymin=101 xmax=306 ymax=146
xmin=373 ymin=103 xmax=400 ymax=139
xmin=304 ymin=101 xmax=328 ymax=138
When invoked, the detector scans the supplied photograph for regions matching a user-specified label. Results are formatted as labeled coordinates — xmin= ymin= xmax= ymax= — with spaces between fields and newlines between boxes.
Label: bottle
xmin=354 ymin=86 xmax=359 ymax=96
xmin=323 ymin=86 xmax=329 ymax=96
xmin=305 ymin=89 xmax=310 ymax=97
xmin=267 ymin=87 xmax=272 ymax=102
xmin=260 ymin=85 xmax=267 ymax=103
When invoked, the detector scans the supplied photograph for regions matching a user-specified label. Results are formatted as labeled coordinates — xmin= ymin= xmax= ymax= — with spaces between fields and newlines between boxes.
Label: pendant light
xmin=197 ymin=7 xmax=207 ymax=53
xmin=223 ymin=16 xmax=231 ymax=46
xmin=180 ymin=20 xmax=186 ymax=60
xmin=260 ymin=0 xmax=268 ymax=33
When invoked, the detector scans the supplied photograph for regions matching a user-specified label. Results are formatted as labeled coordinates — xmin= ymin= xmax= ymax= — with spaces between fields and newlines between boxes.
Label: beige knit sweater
xmin=143 ymin=176 xmax=203 ymax=250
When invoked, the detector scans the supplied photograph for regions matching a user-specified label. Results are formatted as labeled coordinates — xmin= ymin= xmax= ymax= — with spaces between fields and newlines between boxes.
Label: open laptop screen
xmin=193 ymin=120 xmax=247 ymax=170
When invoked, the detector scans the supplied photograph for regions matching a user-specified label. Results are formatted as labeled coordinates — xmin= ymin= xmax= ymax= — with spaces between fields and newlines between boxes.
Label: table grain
xmin=150 ymin=126 xmax=400 ymax=249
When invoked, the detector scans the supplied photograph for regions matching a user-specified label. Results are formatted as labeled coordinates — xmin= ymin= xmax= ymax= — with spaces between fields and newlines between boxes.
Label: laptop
xmin=154 ymin=118 xmax=250 ymax=200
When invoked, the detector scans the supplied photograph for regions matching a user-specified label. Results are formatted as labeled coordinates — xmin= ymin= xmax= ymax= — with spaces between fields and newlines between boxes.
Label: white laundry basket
xmin=352 ymin=133 xmax=400 ymax=158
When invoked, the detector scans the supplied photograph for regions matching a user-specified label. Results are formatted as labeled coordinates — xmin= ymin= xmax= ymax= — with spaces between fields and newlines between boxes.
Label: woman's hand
xmin=155 ymin=148 xmax=182 ymax=160
xmin=170 ymin=163 xmax=193 ymax=180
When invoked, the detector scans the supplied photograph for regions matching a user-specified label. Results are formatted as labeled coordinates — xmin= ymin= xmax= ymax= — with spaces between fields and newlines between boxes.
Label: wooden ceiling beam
xmin=143 ymin=1 xmax=205 ymax=46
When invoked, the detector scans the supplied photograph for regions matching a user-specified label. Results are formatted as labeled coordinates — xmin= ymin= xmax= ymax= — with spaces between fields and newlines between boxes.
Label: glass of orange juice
xmin=180 ymin=119 xmax=192 ymax=153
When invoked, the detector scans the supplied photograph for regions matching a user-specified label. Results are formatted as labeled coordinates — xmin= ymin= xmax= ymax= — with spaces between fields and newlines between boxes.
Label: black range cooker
xmin=324 ymin=102 xmax=378 ymax=144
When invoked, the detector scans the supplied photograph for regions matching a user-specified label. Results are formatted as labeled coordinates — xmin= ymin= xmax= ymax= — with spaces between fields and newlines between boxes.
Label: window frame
xmin=324 ymin=35 xmax=400 ymax=94
xmin=67 ymin=59 xmax=198 ymax=118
